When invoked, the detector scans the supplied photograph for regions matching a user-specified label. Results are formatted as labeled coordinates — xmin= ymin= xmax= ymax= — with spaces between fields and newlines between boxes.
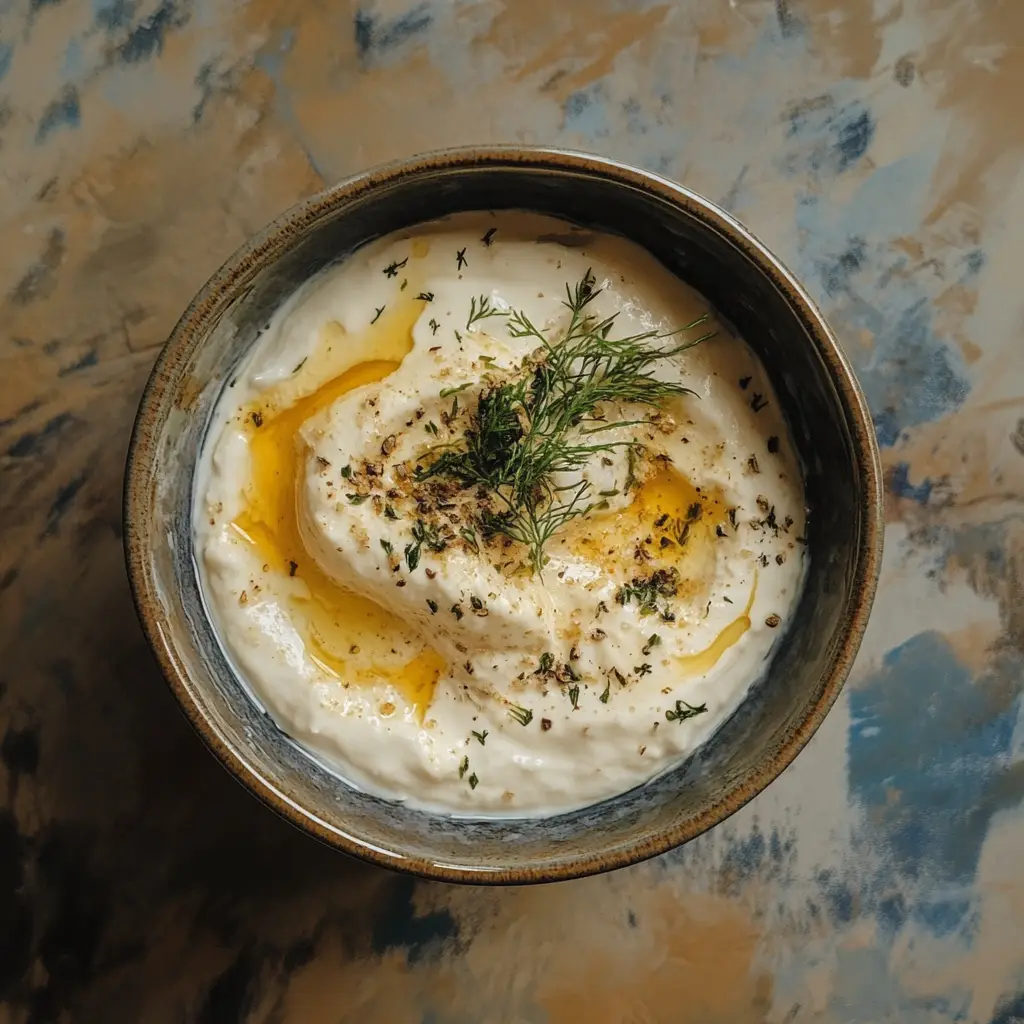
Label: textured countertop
xmin=2 ymin=1 xmax=1023 ymax=1021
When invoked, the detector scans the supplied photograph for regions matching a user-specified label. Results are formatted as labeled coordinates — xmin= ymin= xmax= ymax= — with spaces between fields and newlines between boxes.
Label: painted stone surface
xmin=1 ymin=0 xmax=1022 ymax=1020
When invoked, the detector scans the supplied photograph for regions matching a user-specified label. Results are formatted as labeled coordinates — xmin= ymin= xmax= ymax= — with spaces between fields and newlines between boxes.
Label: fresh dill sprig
xmin=467 ymin=294 xmax=507 ymax=331
xmin=415 ymin=270 xmax=713 ymax=572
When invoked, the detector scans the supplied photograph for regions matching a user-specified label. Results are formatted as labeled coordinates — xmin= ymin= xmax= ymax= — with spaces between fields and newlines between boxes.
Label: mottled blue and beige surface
xmin=2 ymin=0 xmax=1023 ymax=1020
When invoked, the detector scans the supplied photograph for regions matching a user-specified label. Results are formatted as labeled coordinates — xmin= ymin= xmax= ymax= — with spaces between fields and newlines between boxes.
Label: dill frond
xmin=466 ymin=294 xmax=508 ymax=331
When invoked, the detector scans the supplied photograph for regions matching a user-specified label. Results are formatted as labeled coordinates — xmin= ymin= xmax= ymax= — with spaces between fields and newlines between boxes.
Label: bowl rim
xmin=124 ymin=145 xmax=884 ymax=884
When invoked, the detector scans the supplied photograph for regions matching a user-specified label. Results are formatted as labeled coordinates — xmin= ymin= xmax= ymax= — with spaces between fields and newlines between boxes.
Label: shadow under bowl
xmin=124 ymin=147 xmax=883 ymax=884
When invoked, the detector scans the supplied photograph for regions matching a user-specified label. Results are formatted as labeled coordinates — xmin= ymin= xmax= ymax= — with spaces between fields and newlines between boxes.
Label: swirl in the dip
xmin=195 ymin=212 xmax=806 ymax=815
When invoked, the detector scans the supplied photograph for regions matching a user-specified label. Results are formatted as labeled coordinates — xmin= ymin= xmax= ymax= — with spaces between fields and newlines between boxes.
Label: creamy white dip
xmin=195 ymin=212 xmax=806 ymax=815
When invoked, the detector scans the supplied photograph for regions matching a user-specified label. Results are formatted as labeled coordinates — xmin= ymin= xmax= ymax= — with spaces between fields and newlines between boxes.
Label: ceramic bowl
xmin=124 ymin=147 xmax=883 ymax=883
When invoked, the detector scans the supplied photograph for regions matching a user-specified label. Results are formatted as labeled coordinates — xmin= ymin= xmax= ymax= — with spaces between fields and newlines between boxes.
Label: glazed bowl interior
xmin=125 ymin=149 xmax=882 ymax=883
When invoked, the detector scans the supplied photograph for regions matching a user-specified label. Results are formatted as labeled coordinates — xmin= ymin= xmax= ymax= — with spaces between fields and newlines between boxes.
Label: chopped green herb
xmin=417 ymin=291 xmax=434 ymax=302
xmin=346 ymin=493 xmax=369 ymax=504
xmin=380 ymin=538 xmax=393 ymax=555
xmin=384 ymin=504 xmax=398 ymax=521
xmin=459 ymin=526 xmax=479 ymax=553
xmin=404 ymin=519 xmax=446 ymax=571
xmin=426 ymin=598 xmax=438 ymax=614
xmin=508 ymin=704 xmax=533 ymax=726
xmin=642 ymin=634 xmax=662 ymax=656
xmin=666 ymin=699 xmax=708 ymax=723
xmin=600 ymin=679 xmax=610 ymax=703
xmin=456 ymin=247 xmax=468 ymax=270
xmin=451 ymin=603 xmax=464 ymax=620
xmin=481 ymin=227 xmax=497 ymax=246
xmin=425 ymin=421 xmax=439 ymax=437
xmin=288 ymin=560 xmax=298 ymax=576
xmin=429 ymin=318 xmax=440 ymax=335
xmin=538 ymin=652 xmax=555 ymax=674
xmin=615 ymin=569 xmax=679 ymax=614
xmin=568 ymin=684 xmax=580 ymax=709
xmin=624 ymin=445 xmax=640 ymax=493
xmin=293 ymin=357 xmax=307 ymax=373
xmin=383 ymin=257 xmax=408 ymax=278
xmin=634 ymin=663 xmax=653 ymax=676
xmin=472 ymin=730 xmax=488 ymax=745
xmin=468 ymin=772 xmax=479 ymax=789
xmin=340 ymin=464 xmax=352 ymax=479
xmin=440 ymin=382 xmax=472 ymax=398
xmin=459 ymin=756 xmax=469 ymax=778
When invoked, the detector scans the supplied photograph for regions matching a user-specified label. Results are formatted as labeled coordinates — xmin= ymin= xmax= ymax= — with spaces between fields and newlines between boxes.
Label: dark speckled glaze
xmin=123 ymin=147 xmax=883 ymax=884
